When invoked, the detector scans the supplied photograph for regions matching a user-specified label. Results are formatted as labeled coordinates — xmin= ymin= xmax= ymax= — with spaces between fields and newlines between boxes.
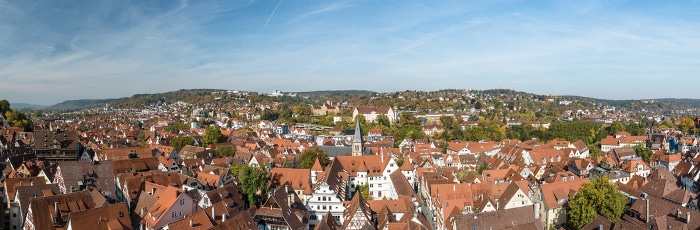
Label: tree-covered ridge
xmin=41 ymin=88 xmax=700 ymax=114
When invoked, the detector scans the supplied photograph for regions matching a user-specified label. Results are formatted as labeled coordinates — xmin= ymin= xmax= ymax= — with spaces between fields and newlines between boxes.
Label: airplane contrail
xmin=258 ymin=0 xmax=284 ymax=37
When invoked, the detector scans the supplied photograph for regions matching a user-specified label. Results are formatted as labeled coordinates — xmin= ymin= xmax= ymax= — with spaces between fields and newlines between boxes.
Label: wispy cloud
xmin=291 ymin=2 xmax=350 ymax=22
xmin=1 ymin=0 xmax=700 ymax=104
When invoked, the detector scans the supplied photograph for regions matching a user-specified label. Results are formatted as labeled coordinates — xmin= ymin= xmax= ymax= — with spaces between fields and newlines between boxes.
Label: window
xmin=172 ymin=212 xmax=176 ymax=218
xmin=180 ymin=199 xmax=185 ymax=205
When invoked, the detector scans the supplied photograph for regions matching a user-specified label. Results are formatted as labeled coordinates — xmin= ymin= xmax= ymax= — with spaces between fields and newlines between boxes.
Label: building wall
xmin=148 ymin=194 xmax=197 ymax=230
xmin=503 ymin=189 xmax=533 ymax=210
xmin=306 ymin=183 xmax=344 ymax=227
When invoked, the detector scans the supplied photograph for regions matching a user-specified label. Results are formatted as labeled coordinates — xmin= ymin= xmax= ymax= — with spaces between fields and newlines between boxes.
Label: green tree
xmin=355 ymin=114 xmax=367 ymax=125
xmin=399 ymin=111 xmax=418 ymax=126
xmin=170 ymin=136 xmax=194 ymax=149
xmin=633 ymin=145 xmax=653 ymax=162
xmin=230 ymin=164 xmax=269 ymax=207
xmin=458 ymin=170 xmax=479 ymax=182
xmin=679 ymin=117 xmax=696 ymax=134
xmin=5 ymin=110 xmax=33 ymax=131
xmin=136 ymin=130 xmax=147 ymax=148
xmin=477 ymin=161 xmax=488 ymax=175
xmin=438 ymin=141 xmax=449 ymax=154
xmin=395 ymin=154 xmax=405 ymax=167
xmin=0 ymin=100 xmax=9 ymax=116
xmin=166 ymin=122 xmax=189 ymax=133
xmin=607 ymin=122 xmax=625 ymax=135
xmin=568 ymin=175 xmax=628 ymax=229
xmin=588 ymin=143 xmax=604 ymax=157
xmin=376 ymin=114 xmax=390 ymax=127
xmin=355 ymin=184 xmax=372 ymax=201
xmin=624 ymin=123 xmax=646 ymax=136
xmin=298 ymin=146 xmax=330 ymax=169
xmin=216 ymin=145 xmax=236 ymax=157
xmin=202 ymin=126 xmax=222 ymax=147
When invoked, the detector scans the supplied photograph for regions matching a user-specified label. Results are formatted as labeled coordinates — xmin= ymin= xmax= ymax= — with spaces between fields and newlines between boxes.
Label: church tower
xmin=352 ymin=121 xmax=364 ymax=156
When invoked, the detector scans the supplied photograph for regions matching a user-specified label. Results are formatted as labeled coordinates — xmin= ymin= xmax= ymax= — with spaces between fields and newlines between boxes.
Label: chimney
xmin=189 ymin=219 xmax=193 ymax=227
xmin=288 ymin=193 xmax=293 ymax=208
xmin=687 ymin=211 xmax=691 ymax=224
xmin=598 ymin=224 xmax=603 ymax=230
xmin=54 ymin=202 xmax=59 ymax=216
xmin=222 ymin=213 xmax=227 ymax=223
xmin=151 ymin=187 xmax=155 ymax=195
xmin=534 ymin=202 xmax=540 ymax=219
xmin=30 ymin=180 xmax=34 ymax=186
xmin=212 ymin=205 xmax=216 ymax=219
xmin=646 ymin=199 xmax=650 ymax=223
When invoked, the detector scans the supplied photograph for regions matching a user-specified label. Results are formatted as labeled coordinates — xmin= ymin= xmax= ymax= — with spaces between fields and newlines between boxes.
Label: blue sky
xmin=1 ymin=0 xmax=700 ymax=105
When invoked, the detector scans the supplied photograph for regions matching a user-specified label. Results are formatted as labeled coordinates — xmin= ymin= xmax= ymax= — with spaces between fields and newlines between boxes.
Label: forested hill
xmin=47 ymin=89 xmax=222 ymax=111
xmin=43 ymin=88 xmax=700 ymax=113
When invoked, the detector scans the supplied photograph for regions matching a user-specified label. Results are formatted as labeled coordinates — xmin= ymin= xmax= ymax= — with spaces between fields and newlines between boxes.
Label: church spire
xmin=354 ymin=121 xmax=363 ymax=143
xmin=352 ymin=121 xmax=364 ymax=156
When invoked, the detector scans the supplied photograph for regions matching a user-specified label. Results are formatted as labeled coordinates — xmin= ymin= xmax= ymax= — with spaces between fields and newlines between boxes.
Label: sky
xmin=1 ymin=0 xmax=700 ymax=105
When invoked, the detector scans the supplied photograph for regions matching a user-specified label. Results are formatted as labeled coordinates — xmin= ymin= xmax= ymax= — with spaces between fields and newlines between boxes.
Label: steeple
xmin=354 ymin=121 xmax=363 ymax=143
xmin=352 ymin=121 xmax=364 ymax=156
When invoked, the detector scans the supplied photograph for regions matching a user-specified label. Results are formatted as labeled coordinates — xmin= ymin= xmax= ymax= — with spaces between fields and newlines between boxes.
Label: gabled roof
xmin=640 ymin=177 xmax=677 ymax=198
xmin=143 ymin=186 xmax=186 ymax=228
xmin=210 ymin=207 xmax=259 ymax=230
xmin=196 ymin=172 xmax=220 ymax=187
xmin=68 ymin=203 xmax=131 ymax=230
xmin=255 ymin=183 xmax=309 ymax=230
xmin=389 ymin=170 xmax=422 ymax=206
xmin=5 ymin=177 xmax=46 ymax=203
xmin=497 ymin=182 xmax=527 ymax=209
xmin=16 ymin=184 xmax=60 ymax=219
xmin=538 ymin=178 xmax=589 ymax=209
xmin=342 ymin=192 xmax=374 ymax=229
xmin=315 ymin=157 xmax=348 ymax=199
xmin=311 ymin=158 xmax=323 ymax=171
xmin=451 ymin=205 xmax=542 ymax=229
xmin=167 ymin=203 xmax=220 ymax=230
xmin=315 ymin=211 xmax=341 ymax=230
xmin=270 ymin=168 xmax=313 ymax=195
xmin=27 ymin=190 xmax=96 ymax=230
